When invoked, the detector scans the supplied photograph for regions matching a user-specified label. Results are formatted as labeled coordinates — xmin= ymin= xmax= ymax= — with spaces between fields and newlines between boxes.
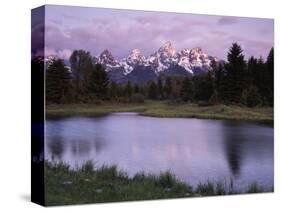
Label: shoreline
xmin=46 ymin=101 xmax=273 ymax=126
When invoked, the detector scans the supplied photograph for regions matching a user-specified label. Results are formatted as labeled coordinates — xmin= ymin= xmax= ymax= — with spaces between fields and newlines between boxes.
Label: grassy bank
xmin=46 ymin=101 xmax=273 ymax=124
xmin=46 ymin=102 xmax=147 ymax=118
xmin=45 ymin=161 xmax=268 ymax=206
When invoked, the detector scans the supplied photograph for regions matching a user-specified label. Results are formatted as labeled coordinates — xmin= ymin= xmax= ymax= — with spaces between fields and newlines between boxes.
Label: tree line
xmin=42 ymin=43 xmax=273 ymax=107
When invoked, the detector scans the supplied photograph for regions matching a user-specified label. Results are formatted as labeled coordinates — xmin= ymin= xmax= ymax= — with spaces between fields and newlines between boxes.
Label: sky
xmin=43 ymin=5 xmax=274 ymax=60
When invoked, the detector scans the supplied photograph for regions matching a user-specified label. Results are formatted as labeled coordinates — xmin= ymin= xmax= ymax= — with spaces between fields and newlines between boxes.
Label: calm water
xmin=46 ymin=112 xmax=273 ymax=191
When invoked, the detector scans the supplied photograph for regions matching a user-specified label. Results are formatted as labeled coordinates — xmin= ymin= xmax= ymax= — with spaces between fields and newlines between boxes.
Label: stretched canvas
xmin=31 ymin=4 xmax=274 ymax=206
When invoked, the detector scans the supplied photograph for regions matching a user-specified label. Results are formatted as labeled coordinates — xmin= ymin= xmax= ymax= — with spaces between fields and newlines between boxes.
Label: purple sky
xmin=44 ymin=5 xmax=274 ymax=60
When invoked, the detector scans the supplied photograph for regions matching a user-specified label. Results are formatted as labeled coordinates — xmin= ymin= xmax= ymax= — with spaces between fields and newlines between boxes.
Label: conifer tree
xmin=193 ymin=72 xmax=214 ymax=102
xmin=108 ymin=81 xmax=119 ymax=99
xmin=224 ymin=43 xmax=247 ymax=103
xmin=134 ymin=84 xmax=140 ymax=93
xmin=164 ymin=76 xmax=172 ymax=99
xmin=216 ymin=63 xmax=225 ymax=100
xmin=148 ymin=80 xmax=158 ymax=99
xmin=266 ymin=47 xmax=274 ymax=105
xmin=88 ymin=63 xmax=109 ymax=99
xmin=247 ymin=56 xmax=258 ymax=86
xmin=125 ymin=81 xmax=133 ymax=98
xmin=70 ymin=50 xmax=94 ymax=99
xmin=157 ymin=77 xmax=164 ymax=99
xmin=46 ymin=59 xmax=71 ymax=104
xmin=180 ymin=77 xmax=194 ymax=102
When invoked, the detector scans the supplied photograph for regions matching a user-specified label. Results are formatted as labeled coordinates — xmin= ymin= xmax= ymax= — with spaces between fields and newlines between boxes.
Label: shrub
xmin=197 ymin=100 xmax=210 ymax=107
xmin=195 ymin=181 xmax=215 ymax=196
xmin=216 ymin=182 xmax=226 ymax=195
xmin=247 ymin=182 xmax=264 ymax=193
xmin=240 ymin=86 xmax=262 ymax=107
xmin=81 ymin=161 xmax=95 ymax=173
xmin=130 ymin=93 xmax=145 ymax=103
xmin=209 ymin=90 xmax=220 ymax=105
xmin=158 ymin=171 xmax=177 ymax=188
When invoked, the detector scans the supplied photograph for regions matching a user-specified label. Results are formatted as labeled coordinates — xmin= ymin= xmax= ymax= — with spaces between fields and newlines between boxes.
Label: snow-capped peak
xmin=119 ymin=48 xmax=148 ymax=75
xmin=91 ymin=42 xmax=217 ymax=76
xmin=158 ymin=41 xmax=176 ymax=57
xmin=127 ymin=49 xmax=145 ymax=63
xmin=130 ymin=48 xmax=142 ymax=58
xmin=98 ymin=49 xmax=119 ymax=66
xmin=178 ymin=48 xmax=190 ymax=56
xmin=146 ymin=41 xmax=178 ymax=72
xmin=189 ymin=47 xmax=210 ymax=68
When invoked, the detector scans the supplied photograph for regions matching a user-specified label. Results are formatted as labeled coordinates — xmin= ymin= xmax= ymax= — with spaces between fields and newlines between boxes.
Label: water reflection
xmin=47 ymin=136 xmax=64 ymax=160
xmin=222 ymin=122 xmax=244 ymax=177
xmin=46 ymin=113 xmax=273 ymax=190
xmin=46 ymin=117 xmax=108 ymax=164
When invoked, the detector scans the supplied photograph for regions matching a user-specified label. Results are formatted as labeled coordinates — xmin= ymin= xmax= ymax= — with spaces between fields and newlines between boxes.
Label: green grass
xmin=46 ymin=102 xmax=147 ymax=118
xmin=45 ymin=161 xmax=272 ymax=206
xmin=247 ymin=182 xmax=265 ymax=193
xmin=46 ymin=100 xmax=273 ymax=124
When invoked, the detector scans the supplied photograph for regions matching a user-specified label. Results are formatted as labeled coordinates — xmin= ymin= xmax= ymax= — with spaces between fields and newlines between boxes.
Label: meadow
xmin=45 ymin=161 xmax=267 ymax=206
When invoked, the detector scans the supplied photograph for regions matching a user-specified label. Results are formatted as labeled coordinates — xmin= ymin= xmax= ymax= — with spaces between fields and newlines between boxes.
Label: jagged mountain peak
xmin=158 ymin=41 xmax=176 ymax=57
xmin=178 ymin=48 xmax=190 ymax=56
xmin=127 ymin=48 xmax=144 ymax=61
xmin=189 ymin=47 xmax=209 ymax=66
xmin=100 ymin=49 xmax=114 ymax=59
xmin=190 ymin=47 xmax=202 ymax=53
xmin=130 ymin=48 xmax=142 ymax=56
xmin=98 ymin=49 xmax=119 ymax=66
xmin=161 ymin=41 xmax=173 ymax=49
xmin=120 ymin=48 xmax=147 ymax=74
xmin=89 ymin=43 xmax=218 ymax=83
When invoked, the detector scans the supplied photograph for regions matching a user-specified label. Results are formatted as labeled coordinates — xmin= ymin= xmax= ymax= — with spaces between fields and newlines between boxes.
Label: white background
xmin=0 ymin=0 xmax=280 ymax=211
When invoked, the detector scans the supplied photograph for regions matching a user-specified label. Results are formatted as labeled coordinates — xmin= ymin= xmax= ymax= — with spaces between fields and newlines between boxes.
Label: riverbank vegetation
xmin=45 ymin=161 xmax=270 ymax=206
xmin=46 ymin=100 xmax=273 ymax=124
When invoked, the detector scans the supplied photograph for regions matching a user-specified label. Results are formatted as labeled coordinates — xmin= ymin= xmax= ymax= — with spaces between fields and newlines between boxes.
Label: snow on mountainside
xmin=43 ymin=42 xmax=219 ymax=84
xmin=120 ymin=49 xmax=147 ymax=74
xmin=94 ymin=49 xmax=121 ymax=71
xmin=148 ymin=41 xmax=178 ymax=73
xmin=43 ymin=55 xmax=71 ymax=72
xmin=95 ymin=42 xmax=218 ymax=78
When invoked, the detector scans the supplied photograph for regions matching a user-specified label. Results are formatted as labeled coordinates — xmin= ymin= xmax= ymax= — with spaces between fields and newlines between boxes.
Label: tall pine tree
xmin=88 ymin=63 xmax=109 ymax=99
xmin=180 ymin=77 xmax=194 ymax=102
xmin=46 ymin=59 xmax=72 ymax=104
xmin=70 ymin=50 xmax=94 ymax=100
xmin=164 ymin=76 xmax=172 ymax=99
xmin=193 ymin=72 xmax=214 ymax=102
xmin=266 ymin=47 xmax=274 ymax=105
xmin=157 ymin=77 xmax=164 ymax=100
xmin=124 ymin=81 xmax=133 ymax=98
xmin=224 ymin=43 xmax=247 ymax=103
xmin=148 ymin=80 xmax=158 ymax=99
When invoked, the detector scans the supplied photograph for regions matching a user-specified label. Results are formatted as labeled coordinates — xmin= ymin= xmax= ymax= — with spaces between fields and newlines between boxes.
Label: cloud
xmin=217 ymin=17 xmax=239 ymax=25
xmin=31 ymin=22 xmax=45 ymax=57
xmin=135 ymin=15 xmax=161 ymax=25
xmin=45 ymin=48 xmax=72 ymax=60
xmin=57 ymin=49 xmax=73 ymax=60
xmin=227 ymin=35 xmax=273 ymax=58
xmin=45 ymin=23 xmax=71 ymax=47
xmin=44 ymin=7 xmax=273 ymax=61
xmin=62 ymin=13 xmax=90 ymax=22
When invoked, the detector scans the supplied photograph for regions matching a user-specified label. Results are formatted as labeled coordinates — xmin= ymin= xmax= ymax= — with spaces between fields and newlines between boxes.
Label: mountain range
xmin=92 ymin=41 xmax=218 ymax=84
xmin=44 ymin=41 xmax=219 ymax=84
